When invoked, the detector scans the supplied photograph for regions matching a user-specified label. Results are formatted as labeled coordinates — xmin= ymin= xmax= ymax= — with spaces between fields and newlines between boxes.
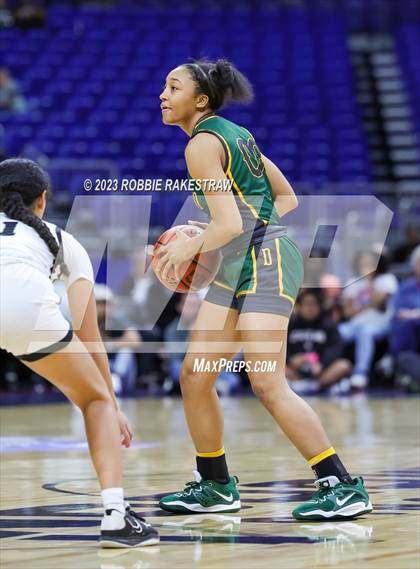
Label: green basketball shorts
xmin=205 ymin=235 xmax=304 ymax=317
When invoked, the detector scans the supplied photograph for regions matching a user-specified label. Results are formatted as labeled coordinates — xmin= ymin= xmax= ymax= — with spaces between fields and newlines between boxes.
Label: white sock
xmin=101 ymin=487 xmax=125 ymax=531
xmin=100 ymin=509 xmax=126 ymax=531
xmin=101 ymin=487 xmax=125 ymax=515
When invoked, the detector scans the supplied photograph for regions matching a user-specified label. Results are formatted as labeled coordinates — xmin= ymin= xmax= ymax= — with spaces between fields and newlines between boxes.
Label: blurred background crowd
xmin=0 ymin=0 xmax=419 ymax=398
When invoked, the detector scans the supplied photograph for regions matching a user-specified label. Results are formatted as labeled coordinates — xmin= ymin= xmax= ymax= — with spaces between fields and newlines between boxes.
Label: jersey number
xmin=0 ymin=221 xmax=17 ymax=236
xmin=237 ymin=137 xmax=265 ymax=177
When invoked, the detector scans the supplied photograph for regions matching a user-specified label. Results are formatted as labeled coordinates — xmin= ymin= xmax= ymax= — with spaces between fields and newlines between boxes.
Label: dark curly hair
xmin=0 ymin=158 xmax=59 ymax=258
xmin=183 ymin=57 xmax=254 ymax=111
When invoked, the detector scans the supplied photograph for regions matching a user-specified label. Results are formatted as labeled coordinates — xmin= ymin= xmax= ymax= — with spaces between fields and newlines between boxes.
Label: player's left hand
xmin=155 ymin=229 xmax=196 ymax=281
xmin=117 ymin=410 xmax=133 ymax=448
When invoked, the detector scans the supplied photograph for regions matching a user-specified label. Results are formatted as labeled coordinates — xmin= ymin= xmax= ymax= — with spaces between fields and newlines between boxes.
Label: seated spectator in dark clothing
xmin=320 ymin=273 xmax=343 ymax=322
xmin=392 ymin=223 xmax=419 ymax=264
xmin=286 ymin=289 xmax=352 ymax=392
xmin=14 ymin=1 xmax=46 ymax=28
xmin=0 ymin=68 xmax=26 ymax=112
xmin=390 ymin=245 xmax=420 ymax=358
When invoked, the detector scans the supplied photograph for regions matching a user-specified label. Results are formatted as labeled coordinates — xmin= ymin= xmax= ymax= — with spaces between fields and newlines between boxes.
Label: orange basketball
xmin=152 ymin=225 xmax=221 ymax=292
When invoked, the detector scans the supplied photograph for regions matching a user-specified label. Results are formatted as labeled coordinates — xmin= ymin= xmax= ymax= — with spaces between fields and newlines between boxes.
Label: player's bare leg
xmin=180 ymin=301 xmax=240 ymax=453
xmin=159 ymin=301 xmax=242 ymax=513
xmin=238 ymin=312 xmax=372 ymax=520
xmin=238 ymin=313 xmax=332 ymax=458
xmin=25 ymin=335 xmax=159 ymax=546
xmin=26 ymin=335 xmax=123 ymax=489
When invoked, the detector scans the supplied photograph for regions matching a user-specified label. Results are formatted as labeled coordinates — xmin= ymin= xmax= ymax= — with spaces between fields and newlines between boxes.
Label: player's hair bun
xmin=185 ymin=57 xmax=254 ymax=111
xmin=209 ymin=59 xmax=234 ymax=90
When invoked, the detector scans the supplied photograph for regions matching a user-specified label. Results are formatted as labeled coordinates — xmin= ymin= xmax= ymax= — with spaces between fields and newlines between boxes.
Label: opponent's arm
xmin=261 ymin=154 xmax=299 ymax=218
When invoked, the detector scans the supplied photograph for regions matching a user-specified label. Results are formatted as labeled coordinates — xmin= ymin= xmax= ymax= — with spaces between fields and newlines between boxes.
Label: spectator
xmin=120 ymin=248 xmax=177 ymax=332
xmin=302 ymin=247 xmax=327 ymax=287
xmin=0 ymin=1 xmax=14 ymax=28
xmin=389 ymin=246 xmax=420 ymax=392
xmin=320 ymin=273 xmax=343 ymax=322
xmin=0 ymin=68 xmax=26 ymax=113
xmin=95 ymin=284 xmax=141 ymax=396
xmin=14 ymin=1 xmax=46 ymax=29
xmin=339 ymin=249 xmax=398 ymax=390
xmin=163 ymin=293 xmax=240 ymax=396
xmin=286 ymin=289 xmax=352 ymax=393
xmin=392 ymin=222 xmax=419 ymax=264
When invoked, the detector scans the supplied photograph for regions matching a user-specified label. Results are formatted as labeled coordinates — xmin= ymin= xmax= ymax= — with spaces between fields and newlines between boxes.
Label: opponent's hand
xmin=118 ymin=410 xmax=133 ymax=448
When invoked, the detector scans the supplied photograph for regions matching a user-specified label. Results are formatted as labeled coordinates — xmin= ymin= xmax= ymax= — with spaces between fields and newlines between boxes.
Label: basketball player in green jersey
xmin=155 ymin=58 xmax=372 ymax=520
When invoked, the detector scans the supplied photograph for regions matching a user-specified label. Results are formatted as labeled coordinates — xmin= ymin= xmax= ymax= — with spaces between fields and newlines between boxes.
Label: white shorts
xmin=0 ymin=264 xmax=73 ymax=361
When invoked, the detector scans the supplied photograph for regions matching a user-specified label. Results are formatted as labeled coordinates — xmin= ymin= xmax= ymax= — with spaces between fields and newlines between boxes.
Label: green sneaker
xmin=159 ymin=471 xmax=241 ymax=514
xmin=292 ymin=476 xmax=373 ymax=521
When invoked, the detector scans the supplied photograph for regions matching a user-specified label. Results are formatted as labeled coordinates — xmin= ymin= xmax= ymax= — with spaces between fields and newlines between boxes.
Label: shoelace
xmin=314 ymin=481 xmax=359 ymax=502
xmin=185 ymin=480 xmax=203 ymax=490
xmin=313 ymin=486 xmax=334 ymax=500
xmin=126 ymin=507 xmax=146 ymax=523
xmin=182 ymin=471 xmax=238 ymax=495
xmin=182 ymin=470 xmax=205 ymax=493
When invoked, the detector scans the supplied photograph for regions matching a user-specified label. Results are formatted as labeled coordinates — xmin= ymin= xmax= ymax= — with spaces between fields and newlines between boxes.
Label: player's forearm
xmin=274 ymin=195 xmax=299 ymax=218
xmin=186 ymin=219 xmax=242 ymax=254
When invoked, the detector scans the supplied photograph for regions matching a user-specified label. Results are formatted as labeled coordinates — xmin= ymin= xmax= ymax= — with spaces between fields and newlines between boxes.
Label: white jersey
xmin=0 ymin=212 xmax=94 ymax=357
xmin=0 ymin=212 xmax=94 ymax=288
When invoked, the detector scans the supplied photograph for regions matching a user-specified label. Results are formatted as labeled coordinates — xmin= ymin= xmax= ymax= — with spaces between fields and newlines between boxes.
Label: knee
xmin=75 ymin=386 xmax=112 ymax=413
xmin=336 ymin=359 xmax=352 ymax=374
xmin=179 ymin=358 xmax=205 ymax=396
xmin=250 ymin=375 xmax=288 ymax=409
xmin=358 ymin=325 xmax=377 ymax=340
xmin=179 ymin=357 xmax=218 ymax=397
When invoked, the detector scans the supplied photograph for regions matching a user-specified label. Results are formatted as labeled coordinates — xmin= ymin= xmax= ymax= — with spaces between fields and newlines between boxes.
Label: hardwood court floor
xmin=0 ymin=395 xmax=419 ymax=569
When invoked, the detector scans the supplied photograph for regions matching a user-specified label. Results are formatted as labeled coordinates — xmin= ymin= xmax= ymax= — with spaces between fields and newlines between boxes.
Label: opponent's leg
xmin=26 ymin=335 xmax=123 ymax=489
xmin=25 ymin=335 xmax=159 ymax=546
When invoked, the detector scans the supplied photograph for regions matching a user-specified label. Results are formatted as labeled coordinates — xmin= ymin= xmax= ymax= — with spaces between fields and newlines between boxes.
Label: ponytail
xmin=0 ymin=158 xmax=59 ymax=260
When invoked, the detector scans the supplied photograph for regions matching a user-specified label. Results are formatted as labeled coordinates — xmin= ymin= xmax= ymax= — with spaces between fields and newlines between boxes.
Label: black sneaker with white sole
xmin=99 ymin=507 xmax=159 ymax=548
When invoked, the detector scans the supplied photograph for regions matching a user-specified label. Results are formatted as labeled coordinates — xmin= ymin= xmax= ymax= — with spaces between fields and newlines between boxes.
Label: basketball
xmin=152 ymin=224 xmax=222 ymax=292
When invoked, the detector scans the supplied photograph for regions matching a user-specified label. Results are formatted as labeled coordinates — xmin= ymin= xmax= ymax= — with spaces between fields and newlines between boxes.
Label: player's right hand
xmin=187 ymin=220 xmax=208 ymax=229
xmin=117 ymin=410 xmax=133 ymax=448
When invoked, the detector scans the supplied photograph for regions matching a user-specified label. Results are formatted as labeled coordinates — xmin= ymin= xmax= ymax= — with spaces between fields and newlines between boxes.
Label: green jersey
xmin=189 ymin=114 xmax=285 ymax=249
xmin=187 ymin=114 xmax=303 ymax=313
